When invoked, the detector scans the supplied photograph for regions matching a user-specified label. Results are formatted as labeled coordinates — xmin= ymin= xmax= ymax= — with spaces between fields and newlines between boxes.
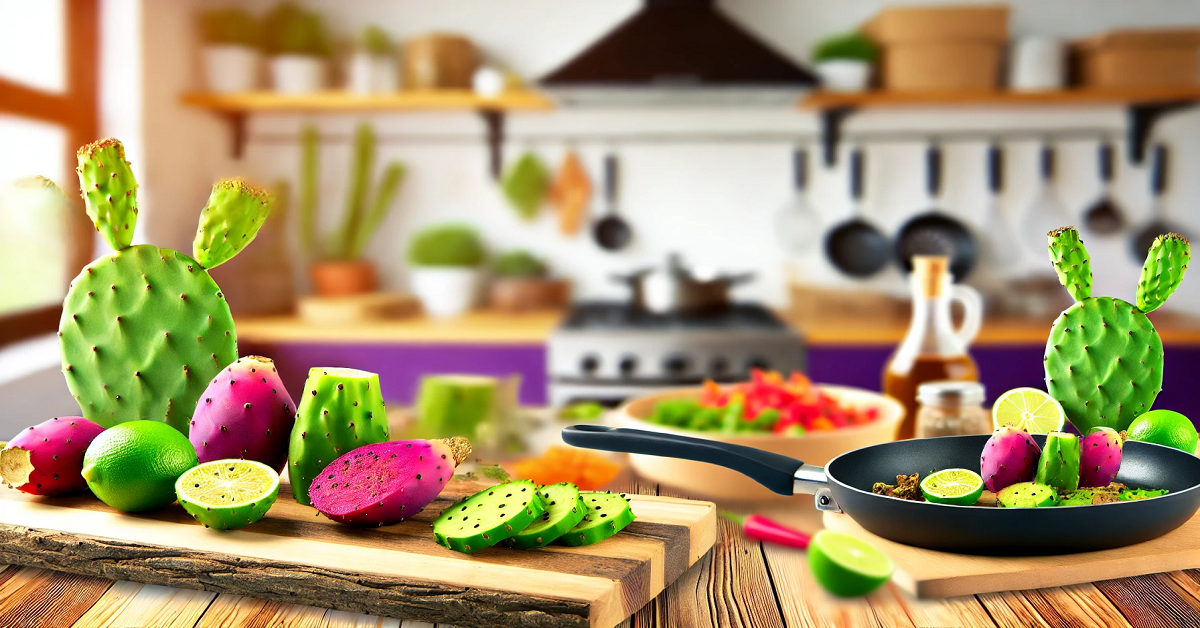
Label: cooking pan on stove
xmin=563 ymin=426 xmax=1200 ymax=555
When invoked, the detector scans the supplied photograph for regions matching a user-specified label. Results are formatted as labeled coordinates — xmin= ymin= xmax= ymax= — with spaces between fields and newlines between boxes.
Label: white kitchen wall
xmin=139 ymin=0 xmax=1200 ymax=312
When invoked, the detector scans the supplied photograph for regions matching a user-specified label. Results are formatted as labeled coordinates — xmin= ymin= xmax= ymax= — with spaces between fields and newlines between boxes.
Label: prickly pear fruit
xmin=288 ymin=367 xmax=390 ymax=505
xmin=76 ymin=138 xmax=138 ymax=250
xmin=1136 ymin=233 xmax=1190 ymax=314
xmin=189 ymin=356 xmax=296 ymax=473
xmin=1079 ymin=426 xmax=1123 ymax=488
xmin=979 ymin=426 xmax=1041 ymax=492
xmin=193 ymin=178 xmax=274 ymax=269
xmin=309 ymin=437 xmax=471 ymax=526
xmin=1035 ymin=432 xmax=1081 ymax=491
xmin=433 ymin=480 xmax=547 ymax=553
xmin=558 ymin=492 xmax=637 ymax=547
xmin=0 ymin=417 xmax=106 ymax=495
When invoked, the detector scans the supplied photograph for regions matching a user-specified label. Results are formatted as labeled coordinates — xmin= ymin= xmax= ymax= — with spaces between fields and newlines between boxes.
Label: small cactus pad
xmin=1044 ymin=296 xmax=1162 ymax=433
xmin=508 ymin=482 xmax=588 ymax=549
xmin=192 ymin=178 xmax=274 ymax=269
xmin=557 ymin=492 xmax=636 ymax=547
xmin=1047 ymin=227 xmax=1092 ymax=302
xmin=288 ymin=367 xmax=390 ymax=505
xmin=997 ymin=482 xmax=1057 ymax=508
xmin=433 ymin=480 xmax=547 ymax=553
xmin=77 ymin=138 xmax=138 ymax=250
xmin=1136 ymin=233 xmax=1190 ymax=314
xmin=59 ymin=245 xmax=237 ymax=433
xmin=1034 ymin=432 xmax=1080 ymax=491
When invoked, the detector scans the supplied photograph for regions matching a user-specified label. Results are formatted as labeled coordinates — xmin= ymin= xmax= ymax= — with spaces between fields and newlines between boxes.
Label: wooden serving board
xmin=824 ymin=509 xmax=1200 ymax=599
xmin=0 ymin=480 xmax=715 ymax=628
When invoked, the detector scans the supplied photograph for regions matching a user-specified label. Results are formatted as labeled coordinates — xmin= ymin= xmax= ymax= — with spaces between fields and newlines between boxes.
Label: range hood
xmin=539 ymin=0 xmax=818 ymax=105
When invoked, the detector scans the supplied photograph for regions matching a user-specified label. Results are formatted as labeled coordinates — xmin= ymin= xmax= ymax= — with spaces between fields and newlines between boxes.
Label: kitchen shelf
xmin=798 ymin=87 xmax=1200 ymax=166
xmin=181 ymin=90 xmax=555 ymax=177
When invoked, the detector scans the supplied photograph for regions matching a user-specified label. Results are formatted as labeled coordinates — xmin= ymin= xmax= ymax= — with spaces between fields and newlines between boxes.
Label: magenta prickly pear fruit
xmin=1079 ymin=426 xmax=1123 ymax=488
xmin=0 ymin=417 xmax=106 ymax=495
xmin=190 ymin=356 xmax=295 ymax=473
xmin=309 ymin=437 xmax=471 ymax=526
xmin=979 ymin=426 xmax=1042 ymax=493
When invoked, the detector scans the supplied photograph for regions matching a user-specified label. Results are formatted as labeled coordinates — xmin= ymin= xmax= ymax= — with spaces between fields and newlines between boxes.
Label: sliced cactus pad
xmin=557 ymin=492 xmax=636 ymax=547
xmin=508 ymin=482 xmax=588 ymax=549
xmin=433 ymin=480 xmax=546 ymax=553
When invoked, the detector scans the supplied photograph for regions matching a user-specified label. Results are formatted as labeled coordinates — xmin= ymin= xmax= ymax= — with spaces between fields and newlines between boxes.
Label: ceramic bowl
xmin=615 ymin=385 xmax=904 ymax=501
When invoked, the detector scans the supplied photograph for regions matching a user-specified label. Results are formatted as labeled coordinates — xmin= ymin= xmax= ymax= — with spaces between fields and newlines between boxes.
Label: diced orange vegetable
xmin=510 ymin=446 xmax=622 ymax=490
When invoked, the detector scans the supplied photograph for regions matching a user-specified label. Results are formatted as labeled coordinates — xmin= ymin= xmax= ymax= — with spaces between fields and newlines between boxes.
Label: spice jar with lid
xmin=914 ymin=380 xmax=990 ymax=438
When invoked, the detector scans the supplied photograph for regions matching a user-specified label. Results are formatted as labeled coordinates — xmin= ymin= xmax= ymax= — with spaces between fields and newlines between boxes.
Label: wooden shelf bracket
xmin=480 ymin=109 xmax=505 ymax=180
xmin=819 ymin=106 xmax=855 ymax=167
xmin=1127 ymin=101 xmax=1195 ymax=164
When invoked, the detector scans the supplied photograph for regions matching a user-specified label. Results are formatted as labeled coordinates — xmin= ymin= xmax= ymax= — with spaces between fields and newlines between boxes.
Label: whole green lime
xmin=1127 ymin=410 xmax=1198 ymax=454
xmin=808 ymin=530 xmax=894 ymax=597
xmin=82 ymin=420 xmax=198 ymax=512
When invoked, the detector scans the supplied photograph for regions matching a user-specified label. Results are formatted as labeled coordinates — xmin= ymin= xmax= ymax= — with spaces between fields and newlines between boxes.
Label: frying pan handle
xmin=1151 ymin=144 xmax=1167 ymax=198
xmin=987 ymin=143 xmax=1003 ymax=193
xmin=604 ymin=154 xmax=618 ymax=203
xmin=849 ymin=148 xmax=864 ymax=201
xmin=793 ymin=147 xmax=808 ymax=192
xmin=926 ymin=144 xmax=942 ymax=197
xmin=1040 ymin=143 xmax=1055 ymax=182
xmin=561 ymin=425 xmax=835 ymax=506
xmin=1098 ymin=142 xmax=1114 ymax=183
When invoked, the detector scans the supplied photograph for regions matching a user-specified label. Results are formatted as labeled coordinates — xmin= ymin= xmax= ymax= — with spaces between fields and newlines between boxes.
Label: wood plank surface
xmin=0 ymin=568 xmax=113 ymax=628
xmin=195 ymin=594 xmax=326 ymax=628
xmin=800 ymin=86 xmax=1200 ymax=110
xmin=181 ymin=90 xmax=554 ymax=113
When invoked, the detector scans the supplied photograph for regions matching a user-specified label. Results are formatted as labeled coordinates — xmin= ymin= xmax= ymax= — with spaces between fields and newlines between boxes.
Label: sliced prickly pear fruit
xmin=558 ymin=492 xmax=636 ymax=547
xmin=76 ymin=138 xmax=138 ymax=251
xmin=1035 ymin=432 xmax=1081 ymax=491
xmin=0 ymin=417 xmax=106 ymax=495
xmin=508 ymin=482 xmax=588 ymax=549
xmin=1047 ymin=227 xmax=1092 ymax=302
xmin=997 ymin=482 xmax=1057 ymax=508
xmin=979 ymin=426 xmax=1041 ymax=493
xmin=190 ymin=356 xmax=296 ymax=473
xmin=193 ymin=178 xmax=274 ymax=269
xmin=1136 ymin=233 xmax=1190 ymax=314
xmin=433 ymin=480 xmax=546 ymax=553
xmin=176 ymin=459 xmax=280 ymax=530
xmin=1079 ymin=426 xmax=1123 ymax=488
xmin=309 ymin=437 xmax=472 ymax=526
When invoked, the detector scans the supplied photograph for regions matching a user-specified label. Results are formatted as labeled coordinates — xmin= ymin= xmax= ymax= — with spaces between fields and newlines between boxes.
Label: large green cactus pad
xmin=1137 ymin=233 xmax=1190 ymax=314
xmin=1047 ymin=227 xmax=1092 ymax=302
xmin=1044 ymin=296 xmax=1162 ymax=433
xmin=288 ymin=367 xmax=390 ymax=505
xmin=59 ymin=245 xmax=237 ymax=433
xmin=76 ymin=138 xmax=138 ymax=251
xmin=193 ymin=178 xmax=273 ymax=269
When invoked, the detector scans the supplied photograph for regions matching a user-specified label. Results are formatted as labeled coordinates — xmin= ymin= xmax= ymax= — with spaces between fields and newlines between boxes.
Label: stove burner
xmin=560 ymin=301 xmax=786 ymax=331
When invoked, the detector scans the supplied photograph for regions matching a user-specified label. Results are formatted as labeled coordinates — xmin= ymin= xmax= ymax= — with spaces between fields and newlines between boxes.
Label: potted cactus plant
xmin=300 ymin=123 xmax=406 ymax=297
xmin=198 ymin=8 xmax=260 ymax=93
xmin=263 ymin=2 xmax=330 ymax=93
xmin=407 ymin=224 xmax=486 ymax=317
xmin=811 ymin=31 xmax=878 ymax=92
xmin=347 ymin=25 xmax=397 ymax=94
xmin=487 ymin=250 xmax=571 ymax=313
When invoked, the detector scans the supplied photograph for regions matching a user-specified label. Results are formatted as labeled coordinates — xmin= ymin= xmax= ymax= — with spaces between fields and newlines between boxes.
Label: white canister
xmin=410 ymin=267 xmax=479 ymax=318
xmin=270 ymin=55 xmax=327 ymax=94
xmin=1009 ymin=37 xmax=1064 ymax=92
xmin=202 ymin=45 xmax=259 ymax=93
xmin=347 ymin=53 xmax=398 ymax=94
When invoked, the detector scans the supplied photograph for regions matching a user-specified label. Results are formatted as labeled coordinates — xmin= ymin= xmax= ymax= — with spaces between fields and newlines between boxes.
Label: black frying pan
xmin=563 ymin=426 xmax=1200 ymax=555
xmin=824 ymin=148 xmax=891 ymax=278
xmin=895 ymin=144 xmax=977 ymax=282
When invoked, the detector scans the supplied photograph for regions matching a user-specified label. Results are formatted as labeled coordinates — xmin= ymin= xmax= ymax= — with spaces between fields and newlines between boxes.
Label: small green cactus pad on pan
xmin=1047 ymin=226 xmax=1092 ymax=302
xmin=76 ymin=138 xmax=138 ymax=250
xmin=1136 ymin=233 xmax=1190 ymax=314
xmin=997 ymin=482 xmax=1057 ymax=508
xmin=1119 ymin=488 xmax=1169 ymax=501
xmin=433 ymin=480 xmax=546 ymax=553
xmin=558 ymin=492 xmax=636 ymax=547
xmin=508 ymin=482 xmax=588 ymax=549
xmin=1034 ymin=432 xmax=1080 ymax=491
xmin=60 ymin=245 xmax=237 ymax=433
xmin=193 ymin=178 xmax=274 ymax=269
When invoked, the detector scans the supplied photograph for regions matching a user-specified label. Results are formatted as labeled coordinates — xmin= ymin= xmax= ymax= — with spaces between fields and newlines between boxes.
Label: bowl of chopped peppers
xmin=615 ymin=370 xmax=904 ymax=501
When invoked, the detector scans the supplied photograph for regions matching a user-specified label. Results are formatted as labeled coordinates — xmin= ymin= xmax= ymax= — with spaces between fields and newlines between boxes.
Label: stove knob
xmin=745 ymin=356 xmax=771 ymax=372
xmin=662 ymin=354 xmax=692 ymax=376
xmin=618 ymin=355 xmax=638 ymax=377
xmin=581 ymin=354 xmax=601 ymax=375
xmin=708 ymin=356 xmax=729 ymax=378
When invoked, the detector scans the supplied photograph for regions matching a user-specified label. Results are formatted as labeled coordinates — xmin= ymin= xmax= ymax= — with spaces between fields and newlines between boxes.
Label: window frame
xmin=0 ymin=0 xmax=98 ymax=348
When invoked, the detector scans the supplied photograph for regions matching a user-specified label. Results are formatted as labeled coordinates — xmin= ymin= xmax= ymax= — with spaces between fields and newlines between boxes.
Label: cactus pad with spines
xmin=1046 ymin=227 xmax=1092 ymax=302
xmin=76 ymin=138 xmax=138 ymax=250
xmin=1136 ymin=233 xmax=1190 ymax=314
xmin=193 ymin=178 xmax=274 ymax=269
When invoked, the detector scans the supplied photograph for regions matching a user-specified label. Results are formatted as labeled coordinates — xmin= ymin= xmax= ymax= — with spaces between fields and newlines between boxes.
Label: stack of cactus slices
xmin=1044 ymin=227 xmax=1190 ymax=434
xmin=60 ymin=138 xmax=274 ymax=433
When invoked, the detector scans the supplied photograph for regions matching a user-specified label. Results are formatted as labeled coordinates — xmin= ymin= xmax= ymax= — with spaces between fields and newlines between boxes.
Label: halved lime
xmin=176 ymin=459 xmax=279 ymax=531
xmin=992 ymin=387 xmax=1065 ymax=433
xmin=808 ymin=530 xmax=894 ymax=597
xmin=920 ymin=468 xmax=984 ymax=505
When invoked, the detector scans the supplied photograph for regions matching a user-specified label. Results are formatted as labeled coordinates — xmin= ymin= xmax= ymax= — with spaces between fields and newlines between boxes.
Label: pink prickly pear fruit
xmin=980 ymin=426 xmax=1042 ymax=493
xmin=0 ymin=417 xmax=105 ymax=495
xmin=190 ymin=356 xmax=296 ymax=473
xmin=309 ymin=437 xmax=472 ymax=526
xmin=1079 ymin=426 xmax=1123 ymax=488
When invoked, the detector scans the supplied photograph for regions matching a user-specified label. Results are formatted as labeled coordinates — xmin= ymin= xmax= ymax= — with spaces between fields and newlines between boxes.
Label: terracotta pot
xmin=488 ymin=278 xmax=571 ymax=313
xmin=309 ymin=260 xmax=378 ymax=297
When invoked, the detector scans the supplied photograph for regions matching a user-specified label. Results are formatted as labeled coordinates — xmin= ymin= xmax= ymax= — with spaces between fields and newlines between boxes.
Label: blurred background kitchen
xmin=3 ymin=0 xmax=1200 ymax=453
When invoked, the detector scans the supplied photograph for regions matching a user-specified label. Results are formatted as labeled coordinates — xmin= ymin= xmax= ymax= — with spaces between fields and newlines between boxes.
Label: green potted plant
xmin=348 ymin=25 xmax=397 ymax=94
xmin=406 ymin=224 xmax=486 ymax=317
xmin=300 ymin=123 xmax=406 ymax=297
xmin=198 ymin=8 xmax=260 ymax=93
xmin=263 ymin=2 xmax=330 ymax=93
xmin=487 ymin=250 xmax=571 ymax=313
xmin=811 ymin=31 xmax=879 ymax=92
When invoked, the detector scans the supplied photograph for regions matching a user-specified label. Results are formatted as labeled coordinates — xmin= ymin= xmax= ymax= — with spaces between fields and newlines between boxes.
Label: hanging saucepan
xmin=1131 ymin=145 xmax=1189 ymax=260
xmin=563 ymin=425 xmax=1200 ymax=555
xmin=895 ymin=143 xmax=978 ymax=282
xmin=611 ymin=253 xmax=754 ymax=315
xmin=823 ymin=148 xmax=891 ymax=277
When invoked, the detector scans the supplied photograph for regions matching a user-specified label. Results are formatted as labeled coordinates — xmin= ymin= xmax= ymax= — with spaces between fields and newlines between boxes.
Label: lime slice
xmin=992 ymin=387 xmax=1065 ymax=433
xmin=175 ymin=459 xmax=280 ymax=531
xmin=919 ymin=468 xmax=984 ymax=505
xmin=808 ymin=530 xmax=894 ymax=597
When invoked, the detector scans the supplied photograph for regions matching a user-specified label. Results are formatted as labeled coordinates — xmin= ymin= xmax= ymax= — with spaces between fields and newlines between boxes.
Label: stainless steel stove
xmin=547 ymin=301 xmax=806 ymax=407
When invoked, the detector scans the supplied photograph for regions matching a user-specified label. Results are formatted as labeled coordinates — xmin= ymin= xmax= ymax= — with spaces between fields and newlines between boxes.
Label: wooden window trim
xmin=0 ymin=0 xmax=98 ymax=348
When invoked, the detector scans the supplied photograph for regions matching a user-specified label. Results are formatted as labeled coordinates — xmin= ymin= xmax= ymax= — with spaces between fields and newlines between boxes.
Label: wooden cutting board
xmin=824 ymin=509 xmax=1200 ymax=599
xmin=0 ymin=479 xmax=715 ymax=628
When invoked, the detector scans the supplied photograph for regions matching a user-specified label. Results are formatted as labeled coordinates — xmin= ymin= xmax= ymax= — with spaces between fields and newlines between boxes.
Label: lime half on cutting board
xmin=992 ymin=387 xmax=1065 ymax=433
xmin=176 ymin=459 xmax=279 ymax=530
xmin=808 ymin=530 xmax=894 ymax=597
